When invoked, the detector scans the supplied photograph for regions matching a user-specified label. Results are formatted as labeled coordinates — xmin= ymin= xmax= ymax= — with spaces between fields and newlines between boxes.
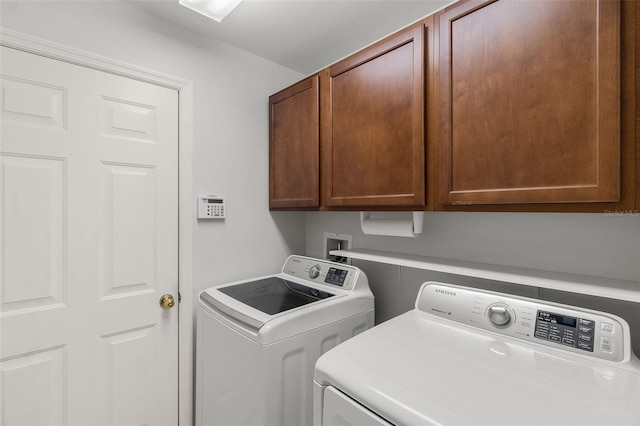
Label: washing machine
xmin=196 ymin=255 xmax=374 ymax=426
xmin=314 ymin=282 xmax=640 ymax=426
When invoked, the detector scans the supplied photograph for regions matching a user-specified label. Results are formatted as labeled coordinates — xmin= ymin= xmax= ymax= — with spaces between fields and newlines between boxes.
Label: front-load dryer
xmin=196 ymin=255 xmax=374 ymax=426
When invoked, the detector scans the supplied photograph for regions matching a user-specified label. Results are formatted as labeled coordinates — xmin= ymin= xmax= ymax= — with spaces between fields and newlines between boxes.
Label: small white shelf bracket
xmin=360 ymin=211 xmax=424 ymax=238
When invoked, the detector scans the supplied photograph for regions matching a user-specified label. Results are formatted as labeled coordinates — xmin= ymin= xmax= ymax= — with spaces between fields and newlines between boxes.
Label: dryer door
xmin=322 ymin=386 xmax=392 ymax=426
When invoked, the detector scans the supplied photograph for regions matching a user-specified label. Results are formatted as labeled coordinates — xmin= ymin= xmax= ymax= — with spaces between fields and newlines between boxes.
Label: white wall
xmin=1 ymin=1 xmax=307 ymax=301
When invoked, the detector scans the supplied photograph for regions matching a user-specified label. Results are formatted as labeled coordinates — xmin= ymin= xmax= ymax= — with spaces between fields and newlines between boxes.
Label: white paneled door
xmin=0 ymin=46 xmax=179 ymax=425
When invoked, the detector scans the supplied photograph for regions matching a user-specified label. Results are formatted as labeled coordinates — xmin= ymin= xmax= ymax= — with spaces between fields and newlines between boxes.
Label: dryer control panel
xmin=417 ymin=282 xmax=630 ymax=363
xmin=534 ymin=310 xmax=600 ymax=353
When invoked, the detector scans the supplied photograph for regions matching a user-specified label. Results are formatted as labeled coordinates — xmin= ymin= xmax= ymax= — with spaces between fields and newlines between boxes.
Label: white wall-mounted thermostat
xmin=197 ymin=195 xmax=226 ymax=219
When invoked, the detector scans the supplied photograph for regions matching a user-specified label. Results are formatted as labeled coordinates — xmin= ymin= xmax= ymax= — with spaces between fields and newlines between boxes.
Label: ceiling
xmin=129 ymin=0 xmax=452 ymax=75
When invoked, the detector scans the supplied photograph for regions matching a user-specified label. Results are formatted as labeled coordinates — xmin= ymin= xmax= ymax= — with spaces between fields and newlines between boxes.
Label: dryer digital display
xmin=534 ymin=310 xmax=594 ymax=352
xmin=537 ymin=311 xmax=577 ymax=328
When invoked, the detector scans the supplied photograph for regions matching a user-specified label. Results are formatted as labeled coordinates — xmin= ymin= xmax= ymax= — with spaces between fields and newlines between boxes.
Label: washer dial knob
xmin=309 ymin=264 xmax=321 ymax=279
xmin=487 ymin=304 xmax=512 ymax=327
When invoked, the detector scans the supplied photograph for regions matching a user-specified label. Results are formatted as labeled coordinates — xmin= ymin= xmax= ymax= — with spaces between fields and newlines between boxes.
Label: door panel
xmin=1 ymin=76 xmax=66 ymax=130
xmin=1 ymin=155 xmax=65 ymax=311
xmin=102 ymin=326 xmax=156 ymax=426
xmin=0 ymin=46 xmax=179 ymax=425
xmin=100 ymin=163 xmax=156 ymax=295
xmin=0 ymin=347 xmax=66 ymax=426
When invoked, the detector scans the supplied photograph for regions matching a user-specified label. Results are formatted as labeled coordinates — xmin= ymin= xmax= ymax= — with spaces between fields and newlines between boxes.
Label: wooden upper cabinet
xmin=438 ymin=0 xmax=621 ymax=206
xmin=322 ymin=25 xmax=425 ymax=207
xmin=269 ymin=75 xmax=320 ymax=209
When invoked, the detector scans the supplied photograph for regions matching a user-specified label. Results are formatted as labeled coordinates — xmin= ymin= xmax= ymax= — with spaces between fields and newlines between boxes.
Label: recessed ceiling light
xmin=178 ymin=0 xmax=242 ymax=23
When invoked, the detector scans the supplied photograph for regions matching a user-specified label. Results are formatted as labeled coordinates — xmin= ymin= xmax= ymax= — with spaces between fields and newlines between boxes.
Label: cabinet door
xmin=438 ymin=0 xmax=620 ymax=206
xmin=269 ymin=75 xmax=319 ymax=209
xmin=322 ymin=25 xmax=425 ymax=208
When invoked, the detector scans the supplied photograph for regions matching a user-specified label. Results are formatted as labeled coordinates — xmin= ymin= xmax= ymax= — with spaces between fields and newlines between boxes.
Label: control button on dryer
xmin=579 ymin=319 xmax=595 ymax=327
xmin=578 ymin=341 xmax=594 ymax=352
xmin=579 ymin=325 xmax=593 ymax=334
xmin=601 ymin=337 xmax=613 ymax=353
xmin=537 ymin=322 xmax=550 ymax=330
xmin=601 ymin=322 xmax=614 ymax=333
xmin=534 ymin=331 xmax=548 ymax=340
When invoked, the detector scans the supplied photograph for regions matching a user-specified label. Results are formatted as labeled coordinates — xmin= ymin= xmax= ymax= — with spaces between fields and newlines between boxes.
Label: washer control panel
xmin=281 ymin=256 xmax=360 ymax=291
xmin=417 ymin=282 xmax=628 ymax=362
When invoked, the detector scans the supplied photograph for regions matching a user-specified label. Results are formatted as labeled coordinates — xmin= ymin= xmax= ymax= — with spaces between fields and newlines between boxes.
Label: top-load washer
xmin=196 ymin=255 xmax=374 ymax=426
xmin=314 ymin=282 xmax=640 ymax=426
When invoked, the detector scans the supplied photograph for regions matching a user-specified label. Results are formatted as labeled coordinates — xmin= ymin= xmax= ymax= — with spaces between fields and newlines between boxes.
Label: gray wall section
xmin=352 ymin=261 xmax=640 ymax=357
xmin=306 ymin=211 xmax=640 ymax=281
xmin=307 ymin=212 xmax=640 ymax=357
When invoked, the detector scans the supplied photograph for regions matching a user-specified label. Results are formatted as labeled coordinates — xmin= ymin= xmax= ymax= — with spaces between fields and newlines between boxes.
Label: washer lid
xmin=315 ymin=311 xmax=640 ymax=426
xmin=201 ymin=276 xmax=336 ymax=330
xmin=217 ymin=277 xmax=334 ymax=315
xmin=198 ymin=256 xmax=374 ymax=344
xmin=199 ymin=273 xmax=372 ymax=344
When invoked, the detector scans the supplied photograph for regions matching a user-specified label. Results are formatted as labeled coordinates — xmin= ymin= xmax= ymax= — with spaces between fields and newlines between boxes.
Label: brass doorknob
xmin=159 ymin=294 xmax=176 ymax=309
